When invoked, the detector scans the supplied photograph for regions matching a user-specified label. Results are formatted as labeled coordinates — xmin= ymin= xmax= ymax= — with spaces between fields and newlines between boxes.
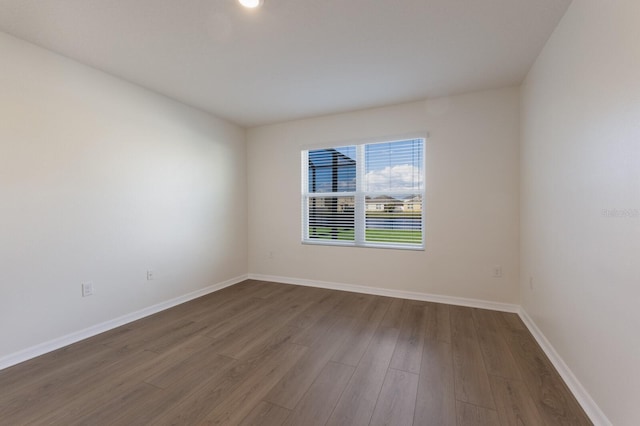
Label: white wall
xmin=0 ymin=32 xmax=247 ymax=360
xmin=248 ymin=87 xmax=520 ymax=304
xmin=521 ymin=1 xmax=640 ymax=424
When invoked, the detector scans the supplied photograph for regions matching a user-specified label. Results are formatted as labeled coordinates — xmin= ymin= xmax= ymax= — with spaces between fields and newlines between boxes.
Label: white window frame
xmin=301 ymin=136 xmax=426 ymax=250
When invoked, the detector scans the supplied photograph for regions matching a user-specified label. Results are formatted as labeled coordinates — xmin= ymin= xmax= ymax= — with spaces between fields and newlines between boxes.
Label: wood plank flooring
xmin=0 ymin=280 xmax=592 ymax=425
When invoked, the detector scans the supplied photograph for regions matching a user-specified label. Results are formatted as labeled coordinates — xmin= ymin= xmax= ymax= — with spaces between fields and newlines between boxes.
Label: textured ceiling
xmin=0 ymin=0 xmax=571 ymax=127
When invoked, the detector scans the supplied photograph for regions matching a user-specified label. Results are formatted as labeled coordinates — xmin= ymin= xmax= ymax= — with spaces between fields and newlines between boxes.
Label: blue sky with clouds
xmin=309 ymin=139 xmax=423 ymax=194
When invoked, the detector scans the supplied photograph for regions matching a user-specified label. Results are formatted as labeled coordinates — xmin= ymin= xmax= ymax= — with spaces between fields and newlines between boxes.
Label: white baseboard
xmin=248 ymin=273 xmax=520 ymax=313
xmin=0 ymin=274 xmax=248 ymax=371
xmin=518 ymin=308 xmax=611 ymax=426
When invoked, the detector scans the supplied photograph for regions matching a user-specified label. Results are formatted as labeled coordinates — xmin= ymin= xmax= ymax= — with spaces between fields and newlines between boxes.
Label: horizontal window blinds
xmin=302 ymin=138 xmax=425 ymax=249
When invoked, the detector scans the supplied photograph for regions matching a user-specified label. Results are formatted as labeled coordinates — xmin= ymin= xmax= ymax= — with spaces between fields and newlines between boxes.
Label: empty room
xmin=0 ymin=0 xmax=637 ymax=425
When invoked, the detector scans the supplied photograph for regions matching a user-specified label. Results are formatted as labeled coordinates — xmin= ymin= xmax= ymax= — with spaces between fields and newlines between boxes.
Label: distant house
xmin=403 ymin=195 xmax=422 ymax=212
xmin=366 ymin=195 xmax=403 ymax=212
xmin=311 ymin=196 xmax=354 ymax=213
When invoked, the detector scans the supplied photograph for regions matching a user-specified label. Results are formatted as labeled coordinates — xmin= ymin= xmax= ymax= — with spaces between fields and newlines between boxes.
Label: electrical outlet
xmin=81 ymin=282 xmax=94 ymax=297
xmin=147 ymin=270 xmax=154 ymax=281
xmin=493 ymin=265 xmax=503 ymax=278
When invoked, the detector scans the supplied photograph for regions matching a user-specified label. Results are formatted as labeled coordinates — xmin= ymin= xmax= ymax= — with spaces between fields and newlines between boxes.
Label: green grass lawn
xmin=309 ymin=227 xmax=422 ymax=244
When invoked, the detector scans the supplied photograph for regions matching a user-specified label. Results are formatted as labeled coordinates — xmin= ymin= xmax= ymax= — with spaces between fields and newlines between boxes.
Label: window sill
xmin=302 ymin=240 xmax=425 ymax=251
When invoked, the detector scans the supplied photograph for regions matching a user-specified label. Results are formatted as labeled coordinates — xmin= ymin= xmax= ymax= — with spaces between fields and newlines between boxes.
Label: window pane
xmin=308 ymin=146 xmax=356 ymax=193
xmin=302 ymin=138 xmax=424 ymax=249
xmin=308 ymin=196 xmax=355 ymax=241
xmin=365 ymin=194 xmax=422 ymax=245
xmin=362 ymin=139 xmax=423 ymax=246
xmin=364 ymin=139 xmax=423 ymax=192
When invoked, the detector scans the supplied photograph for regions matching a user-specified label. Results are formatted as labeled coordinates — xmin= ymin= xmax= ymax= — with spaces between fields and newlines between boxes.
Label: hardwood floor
xmin=0 ymin=280 xmax=592 ymax=425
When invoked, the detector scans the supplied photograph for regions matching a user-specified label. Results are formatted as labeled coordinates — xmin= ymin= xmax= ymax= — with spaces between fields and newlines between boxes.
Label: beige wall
xmin=521 ymin=1 xmax=640 ymax=424
xmin=248 ymin=87 xmax=520 ymax=303
xmin=0 ymin=33 xmax=247 ymax=359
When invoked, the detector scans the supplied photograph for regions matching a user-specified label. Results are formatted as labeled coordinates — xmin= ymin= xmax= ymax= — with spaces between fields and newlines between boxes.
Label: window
xmin=302 ymin=137 xmax=425 ymax=250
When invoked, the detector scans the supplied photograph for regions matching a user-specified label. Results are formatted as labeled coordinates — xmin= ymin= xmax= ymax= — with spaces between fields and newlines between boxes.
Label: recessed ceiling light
xmin=238 ymin=0 xmax=263 ymax=8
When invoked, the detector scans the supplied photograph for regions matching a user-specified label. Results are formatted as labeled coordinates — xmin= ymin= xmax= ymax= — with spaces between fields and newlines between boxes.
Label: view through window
xmin=302 ymin=138 xmax=425 ymax=249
